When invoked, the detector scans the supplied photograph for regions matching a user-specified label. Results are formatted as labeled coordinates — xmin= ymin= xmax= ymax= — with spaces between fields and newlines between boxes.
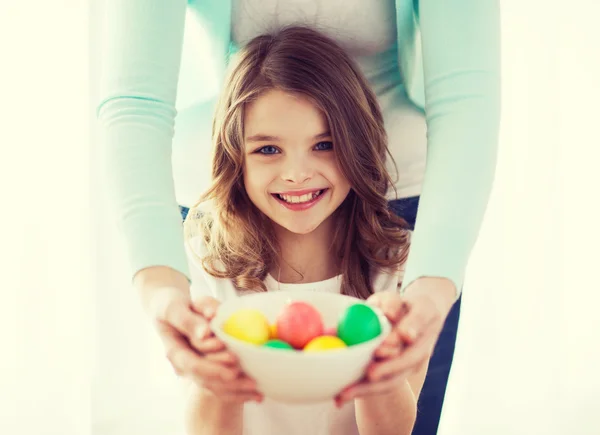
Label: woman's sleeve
xmin=96 ymin=0 xmax=192 ymax=281
xmin=400 ymin=0 xmax=501 ymax=299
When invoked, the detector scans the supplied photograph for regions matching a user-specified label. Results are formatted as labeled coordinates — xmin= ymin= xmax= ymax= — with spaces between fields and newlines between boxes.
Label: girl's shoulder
xmin=372 ymin=260 xmax=406 ymax=294
xmin=371 ymin=228 xmax=410 ymax=293
xmin=185 ymin=232 xmax=210 ymax=260
xmin=186 ymin=235 xmax=240 ymax=302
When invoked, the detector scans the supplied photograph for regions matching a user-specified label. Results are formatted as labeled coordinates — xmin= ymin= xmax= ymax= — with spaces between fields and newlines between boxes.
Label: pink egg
xmin=276 ymin=302 xmax=324 ymax=349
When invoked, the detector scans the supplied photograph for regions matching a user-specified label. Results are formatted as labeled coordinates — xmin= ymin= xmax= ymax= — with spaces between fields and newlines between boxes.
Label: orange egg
xmin=269 ymin=323 xmax=278 ymax=339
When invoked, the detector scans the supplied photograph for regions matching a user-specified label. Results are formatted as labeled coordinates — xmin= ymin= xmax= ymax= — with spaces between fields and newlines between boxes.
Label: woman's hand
xmin=335 ymin=277 xmax=456 ymax=405
xmin=141 ymin=285 xmax=263 ymax=404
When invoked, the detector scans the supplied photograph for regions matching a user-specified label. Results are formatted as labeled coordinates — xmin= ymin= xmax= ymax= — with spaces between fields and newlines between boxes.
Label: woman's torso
xmin=174 ymin=0 xmax=426 ymax=206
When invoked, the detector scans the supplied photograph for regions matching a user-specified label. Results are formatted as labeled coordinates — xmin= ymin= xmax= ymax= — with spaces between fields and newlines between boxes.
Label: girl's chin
xmin=273 ymin=219 xmax=322 ymax=236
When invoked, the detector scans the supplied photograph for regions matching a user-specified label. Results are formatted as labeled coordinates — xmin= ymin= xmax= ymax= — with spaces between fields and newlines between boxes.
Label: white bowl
xmin=210 ymin=290 xmax=391 ymax=403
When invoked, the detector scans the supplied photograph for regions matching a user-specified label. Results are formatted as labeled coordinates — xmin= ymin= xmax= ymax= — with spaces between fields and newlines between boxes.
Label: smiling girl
xmin=181 ymin=26 xmax=432 ymax=435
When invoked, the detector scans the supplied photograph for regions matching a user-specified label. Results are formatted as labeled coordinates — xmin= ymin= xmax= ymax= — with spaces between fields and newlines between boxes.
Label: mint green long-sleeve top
xmin=96 ymin=0 xmax=501 ymax=299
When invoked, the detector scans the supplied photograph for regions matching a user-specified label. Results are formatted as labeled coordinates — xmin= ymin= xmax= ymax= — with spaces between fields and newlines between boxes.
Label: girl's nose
xmin=280 ymin=156 xmax=314 ymax=185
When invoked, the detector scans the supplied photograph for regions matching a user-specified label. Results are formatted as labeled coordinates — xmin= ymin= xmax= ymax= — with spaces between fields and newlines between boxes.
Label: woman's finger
xmin=394 ymin=296 xmax=441 ymax=344
xmin=160 ymin=327 xmax=240 ymax=381
xmin=367 ymin=321 xmax=438 ymax=381
xmin=191 ymin=295 xmax=221 ymax=320
xmin=151 ymin=291 xmax=211 ymax=346
xmin=367 ymin=292 xmax=408 ymax=324
xmin=374 ymin=342 xmax=403 ymax=359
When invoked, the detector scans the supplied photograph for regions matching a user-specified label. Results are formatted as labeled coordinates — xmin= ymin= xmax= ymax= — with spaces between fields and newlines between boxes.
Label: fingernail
xmin=203 ymin=306 xmax=216 ymax=318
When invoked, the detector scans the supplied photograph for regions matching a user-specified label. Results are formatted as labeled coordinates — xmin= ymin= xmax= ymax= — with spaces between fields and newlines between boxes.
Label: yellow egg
xmin=222 ymin=309 xmax=270 ymax=345
xmin=269 ymin=323 xmax=278 ymax=339
xmin=303 ymin=335 xmax=347 ymax=352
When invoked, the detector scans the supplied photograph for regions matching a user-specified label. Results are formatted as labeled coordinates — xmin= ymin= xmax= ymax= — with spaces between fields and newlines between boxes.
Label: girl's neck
xmin=272 ymin=219 xmax=339 ymax=284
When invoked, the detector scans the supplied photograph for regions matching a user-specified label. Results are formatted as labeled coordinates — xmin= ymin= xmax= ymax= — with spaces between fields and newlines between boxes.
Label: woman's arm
xmin=354 ymin=358 xmax=429 ymax=435
xmin=399 ymin=0 xmax=502 ymax=299
xmin=96 ymin=0 xmax=190 ymax=282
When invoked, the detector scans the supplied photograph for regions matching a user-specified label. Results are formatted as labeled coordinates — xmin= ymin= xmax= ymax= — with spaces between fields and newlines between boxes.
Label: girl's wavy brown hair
xmin=185 ymin=26 xmax=411 ymax=299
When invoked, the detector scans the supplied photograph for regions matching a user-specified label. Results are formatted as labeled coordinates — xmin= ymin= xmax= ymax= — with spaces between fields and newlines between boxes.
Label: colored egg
xmin=337 ymin=304 xmax=382 ymax=346
xmin=263 ymin=339 xmax=294 ymax=350
xmin=269 ymin=323 xmax=278 ymax=339
xmin=222 ymin=309 xmax=270 ymax=345
xmin=323 ymin=326 xmax=338 ymax=336
xmin=276 ymin=301 xmax=324 ymax=349
xmin=303 ymin=335 xmax=347 ymax=352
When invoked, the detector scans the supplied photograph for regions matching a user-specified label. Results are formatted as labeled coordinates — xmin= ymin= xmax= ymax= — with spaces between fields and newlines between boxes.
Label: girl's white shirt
xmin=184 ymin=234 xmax=406 ymax=435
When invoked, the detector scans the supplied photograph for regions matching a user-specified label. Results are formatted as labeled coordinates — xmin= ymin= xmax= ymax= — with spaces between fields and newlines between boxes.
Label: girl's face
xmin=242 ymin=89 xmax=351 ymax=235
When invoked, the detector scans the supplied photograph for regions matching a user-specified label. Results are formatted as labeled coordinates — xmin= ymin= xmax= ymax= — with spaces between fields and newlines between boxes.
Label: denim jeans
xmin=180 ymin=197 xmax=461 ymax=435
xmin=389 ymin=197 xmax=462 ymax=435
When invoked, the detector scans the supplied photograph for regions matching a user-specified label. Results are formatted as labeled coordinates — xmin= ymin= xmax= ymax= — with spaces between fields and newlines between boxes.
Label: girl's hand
xmin=143 ymin=287 xmax=263 ymax=403
xmin=335 ymin=278 xmax=456 ymax=405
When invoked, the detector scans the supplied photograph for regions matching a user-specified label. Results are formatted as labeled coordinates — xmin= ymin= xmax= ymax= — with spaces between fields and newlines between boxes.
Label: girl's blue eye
xmin=257 ymin=146 xmax=279 ymax=155
xmin=314 ymin=141 xmax=333 ymax=151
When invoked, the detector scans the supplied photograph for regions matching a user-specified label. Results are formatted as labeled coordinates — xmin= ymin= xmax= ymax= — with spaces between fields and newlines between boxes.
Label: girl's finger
xmin=201 ymin=375 xmax=260 ymax=394
xmin=201 ymin=376 xmax=264 ymax=403
xmin=335 ymin=377 xmax=400 ymax=405
xmin=195 ymin=336 xmax=227 ymax=354
xmin=202 ymin=389 xmax=263 ymax=404
xmin=375 ymin=329 xmax=404 ymax=356
xmin=204 ymin=350 xmax=239 ymax=365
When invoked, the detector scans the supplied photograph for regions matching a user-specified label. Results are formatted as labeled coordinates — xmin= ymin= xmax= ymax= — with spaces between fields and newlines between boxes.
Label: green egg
xmin=262 ymin=339 xmax=295 ymax=350
xmin=337 ymin=304 xmax=382 ymax=346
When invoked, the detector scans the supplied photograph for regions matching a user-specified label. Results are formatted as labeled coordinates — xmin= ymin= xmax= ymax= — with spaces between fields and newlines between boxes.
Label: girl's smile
xmin=271 ymin=188 xmax=329 ymax=211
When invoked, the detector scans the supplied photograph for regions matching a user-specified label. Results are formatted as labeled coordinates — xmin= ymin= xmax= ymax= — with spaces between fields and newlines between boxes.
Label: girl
xmin=181 ymin=26 xmax=433 ymax=435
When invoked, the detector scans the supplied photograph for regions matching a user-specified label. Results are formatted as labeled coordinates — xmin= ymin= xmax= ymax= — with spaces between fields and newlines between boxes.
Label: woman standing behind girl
xmin=99 ymin=2 xmax=500 ymax=433
xmin=181 ymin=26 xmax=435 ymax=435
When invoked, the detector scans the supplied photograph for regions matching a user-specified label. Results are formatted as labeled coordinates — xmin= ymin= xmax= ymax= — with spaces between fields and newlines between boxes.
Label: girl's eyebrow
xmin=246 ymin=134 xmax=280 ymax=143
xmin=245 ymin=131 xmax=331 ymax=143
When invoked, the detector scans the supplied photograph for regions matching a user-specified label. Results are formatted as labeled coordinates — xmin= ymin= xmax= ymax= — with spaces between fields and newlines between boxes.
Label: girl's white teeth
xmin=278 ymin=190 xmax=323 ymax=204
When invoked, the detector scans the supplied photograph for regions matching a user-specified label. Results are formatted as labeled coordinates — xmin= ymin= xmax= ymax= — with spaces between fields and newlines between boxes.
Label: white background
xmin=1 ymin=1 xmax=599 ymax=434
